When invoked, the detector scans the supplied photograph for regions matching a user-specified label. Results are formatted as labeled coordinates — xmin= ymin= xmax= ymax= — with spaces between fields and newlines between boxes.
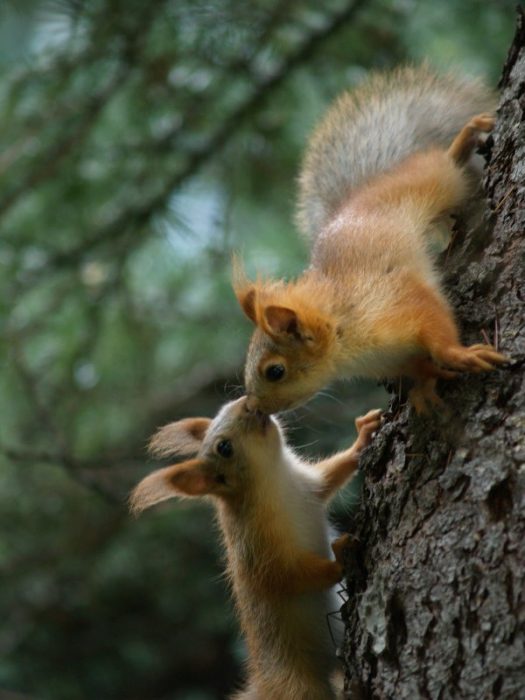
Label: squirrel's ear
xmin=263 ymin=305 xmax=302 ymax=340
xmin=149 ymin=417 xmax=211 ymax=458
xmin=130 ymin=459 xmax=214 ymax=514
xmin=232 ymin=255 xmax=258 ymax=324
xmin=263 ymin=303 xmax=334 ymax=348
xmin=235 ymin=286 xmax=257 ymax=324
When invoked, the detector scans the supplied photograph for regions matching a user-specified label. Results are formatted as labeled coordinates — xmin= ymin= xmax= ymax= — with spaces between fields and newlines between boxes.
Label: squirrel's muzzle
xmin=241 ymin=396 xmax=271 ymax=433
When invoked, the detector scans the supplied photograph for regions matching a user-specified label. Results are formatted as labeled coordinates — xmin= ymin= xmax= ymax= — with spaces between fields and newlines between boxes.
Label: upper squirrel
xmin=131 ymin=397 xmax=381 ymax=699
xmin=233 ymin=65 xmax=508 ymax=414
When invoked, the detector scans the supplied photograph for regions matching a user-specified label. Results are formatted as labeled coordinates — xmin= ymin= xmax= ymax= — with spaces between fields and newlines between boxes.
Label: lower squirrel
xmin=233 ymin=65 xmax=508 ymax=414
xmin=131 ymin=398 xmax=381 ymax=699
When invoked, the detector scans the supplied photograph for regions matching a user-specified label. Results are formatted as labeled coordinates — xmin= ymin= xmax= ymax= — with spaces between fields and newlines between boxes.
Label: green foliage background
xmin=0 ymin=1 xmax=515 ymax=698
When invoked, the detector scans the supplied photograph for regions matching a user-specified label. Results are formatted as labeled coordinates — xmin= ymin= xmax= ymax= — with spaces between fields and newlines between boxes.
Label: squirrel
xmin=130 ymin=397 xmax=381 ymax=699
xmin=233 ymin=65 xmax=508 ymax=414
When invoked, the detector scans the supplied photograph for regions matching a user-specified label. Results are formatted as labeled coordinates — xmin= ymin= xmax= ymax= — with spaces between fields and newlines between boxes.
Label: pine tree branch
xmin=0 ymin=66 xmax=130 ymax=216
xmin=45 ymin=0 xmax=367 ymax=271
xmin=0 ymin=440 xmax=123 ymax=504
xmin=0 ymin=2 xmax=161 ymax=218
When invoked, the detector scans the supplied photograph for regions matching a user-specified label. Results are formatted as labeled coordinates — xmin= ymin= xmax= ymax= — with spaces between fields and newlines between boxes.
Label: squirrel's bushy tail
xmin=296 ymin=64 xmax=496 ymax=239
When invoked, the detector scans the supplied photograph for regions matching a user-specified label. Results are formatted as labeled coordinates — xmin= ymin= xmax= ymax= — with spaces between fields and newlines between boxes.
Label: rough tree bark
xmin=341 ymin=13 xmax=525 ymax=700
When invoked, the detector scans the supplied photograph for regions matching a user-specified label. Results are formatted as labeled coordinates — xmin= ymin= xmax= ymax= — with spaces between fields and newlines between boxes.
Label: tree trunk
xmin=341 ymin=13 xmax=525 ymax=700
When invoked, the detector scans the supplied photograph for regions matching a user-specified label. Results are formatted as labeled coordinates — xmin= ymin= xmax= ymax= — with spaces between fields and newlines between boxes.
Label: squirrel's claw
xmin=440 ymin=343 xmax=509 ymax=373
xmin=331 ymin=533 xmax=358 ymax=565
xmin=354 ymin=408 xmax=382 ymax=446
xmin=448 ymin=112 xmax=495 ymax=164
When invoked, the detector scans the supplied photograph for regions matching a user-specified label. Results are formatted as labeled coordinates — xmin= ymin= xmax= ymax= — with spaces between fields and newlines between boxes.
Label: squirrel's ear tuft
xmin=149 ymin=417 xmax=211 ymax=458
xmin=236 ymin=286 xmax=258 ymax=324
xmin=232 ymin=255 xmax=258 ymax=324
xmin=130 ymin=459 xmax=213 ymax=515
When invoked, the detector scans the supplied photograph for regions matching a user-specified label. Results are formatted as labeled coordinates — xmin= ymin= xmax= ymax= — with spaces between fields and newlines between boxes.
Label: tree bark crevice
xmin=342 ymin=11 xmax=525 ymax=700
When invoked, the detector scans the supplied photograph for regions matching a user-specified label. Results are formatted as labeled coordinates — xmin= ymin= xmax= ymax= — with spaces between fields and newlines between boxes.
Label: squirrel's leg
xmin=447 ymin=113 xmax=495 ymax=165
xmin=405 ymin=357 xmax=458 ymax=414
xmin=315 ymin=409 xmax=381 ymax=501
xmin=288 ymin=534 xmax=357 ymax=594
xmin=258 ymin=546 xmax=348 ymax=597
xmin=412 ymin=282 xmax=508 ymax=374
xmin=381 ymin=278 xmax=507 ymax=411
xmin=351 ymin=114 xmax=493 ymax=228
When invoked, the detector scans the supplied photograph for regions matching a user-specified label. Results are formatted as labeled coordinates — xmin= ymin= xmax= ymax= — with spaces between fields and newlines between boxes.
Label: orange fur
xmin=316 ymin=409 xmax=381 ymax=500
xmin=236 ymin=115 xmax=508 ymax=415
xmin=343 ymin=148 xmax=470 ymax=220
xmin=447 ymin=113 xmax=495 ymax=164
xmin=131 ymin=400 xmax=382 ymax=699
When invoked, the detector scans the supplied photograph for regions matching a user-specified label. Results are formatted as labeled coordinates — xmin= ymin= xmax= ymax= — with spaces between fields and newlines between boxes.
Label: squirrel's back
xmin=296 ymin=64 xmax=496 ymax=238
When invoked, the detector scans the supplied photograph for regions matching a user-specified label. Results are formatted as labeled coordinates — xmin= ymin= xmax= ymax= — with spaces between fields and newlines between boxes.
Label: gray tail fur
xmin=296 ymin=64 xmax=496 ymax=239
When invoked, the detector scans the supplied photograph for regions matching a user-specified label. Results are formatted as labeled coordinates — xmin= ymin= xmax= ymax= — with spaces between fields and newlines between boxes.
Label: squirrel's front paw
xmin=440 ymin=343 xmax=509 ymax=373
xmin=354 ymin=408 xmax=382 ymax=449
xmin=331 ymin=533 xmax=358 ymax=565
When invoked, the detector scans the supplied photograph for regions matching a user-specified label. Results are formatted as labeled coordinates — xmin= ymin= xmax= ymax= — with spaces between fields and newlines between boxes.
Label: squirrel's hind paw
xmin=448 ymin=112 xmax=495 ymax=164
xmin=409 ymin=379 xmax=445 ymax=415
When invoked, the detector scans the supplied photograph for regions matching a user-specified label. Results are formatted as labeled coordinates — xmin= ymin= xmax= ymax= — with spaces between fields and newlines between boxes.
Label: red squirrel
xmin=131 ymin=398 xmax=381 ymax=699
xmin=233 ymin=66 xmax=508 ymax=414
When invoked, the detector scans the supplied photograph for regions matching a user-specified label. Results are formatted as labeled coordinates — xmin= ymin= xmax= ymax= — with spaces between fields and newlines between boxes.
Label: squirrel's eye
xmin=265 ymin=364 xmax=286 ymax=382
xmin=216 ymin=439 xmax=234 ymax=459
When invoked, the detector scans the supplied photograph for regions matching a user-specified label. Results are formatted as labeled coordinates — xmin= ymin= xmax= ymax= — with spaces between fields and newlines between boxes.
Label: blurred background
xmin=0 ymin=1 xmax=515 ymax=698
